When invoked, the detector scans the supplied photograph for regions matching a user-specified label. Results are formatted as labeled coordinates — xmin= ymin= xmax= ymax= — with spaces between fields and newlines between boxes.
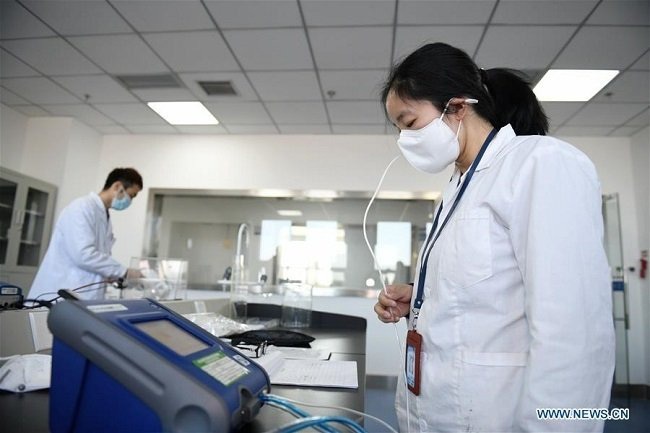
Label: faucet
xmin=234 ymin=223 xmax=250 ymax=281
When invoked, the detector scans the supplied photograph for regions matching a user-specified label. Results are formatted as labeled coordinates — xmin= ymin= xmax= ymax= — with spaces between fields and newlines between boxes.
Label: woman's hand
xmin=374 ymin=284 xmax=413 ymax=323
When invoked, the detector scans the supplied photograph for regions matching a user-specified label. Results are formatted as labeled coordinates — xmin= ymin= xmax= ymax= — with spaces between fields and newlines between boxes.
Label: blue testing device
xmin=47 ymin=298 xmax=270 ymax=433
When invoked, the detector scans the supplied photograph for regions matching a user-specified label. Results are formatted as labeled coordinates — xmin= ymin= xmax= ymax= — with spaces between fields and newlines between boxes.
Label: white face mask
xmin=397 ymin=113 xmax=462 ymax=174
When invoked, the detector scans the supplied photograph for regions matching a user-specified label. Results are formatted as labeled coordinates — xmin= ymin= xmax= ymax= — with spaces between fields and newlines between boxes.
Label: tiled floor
xmin=365 ymin=387 xmax=650 ymax=433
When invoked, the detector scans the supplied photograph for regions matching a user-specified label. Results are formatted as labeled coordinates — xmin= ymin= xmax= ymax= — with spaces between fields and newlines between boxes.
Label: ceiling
xmin=0 ymin=0 xmax=648 ymax=136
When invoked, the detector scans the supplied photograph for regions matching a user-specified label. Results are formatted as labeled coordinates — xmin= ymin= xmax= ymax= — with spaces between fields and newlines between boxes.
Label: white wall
xmin=0 ymin=104 xmax=28 ymax=169
xmin=0 ymin=105 xmax=103 ymax=218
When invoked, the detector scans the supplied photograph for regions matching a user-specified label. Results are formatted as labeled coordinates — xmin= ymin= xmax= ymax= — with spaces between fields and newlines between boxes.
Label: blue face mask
xmin=111 ymin=189 xmax=131 ymax=211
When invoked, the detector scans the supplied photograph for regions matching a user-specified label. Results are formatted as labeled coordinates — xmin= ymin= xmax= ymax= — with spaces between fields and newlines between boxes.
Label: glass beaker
xmin=280 ymin=283 xmax=313 ymax=328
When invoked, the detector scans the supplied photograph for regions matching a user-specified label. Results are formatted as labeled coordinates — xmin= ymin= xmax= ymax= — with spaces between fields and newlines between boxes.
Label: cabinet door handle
xmin=15 ymin=210 xmax=24 ymax=228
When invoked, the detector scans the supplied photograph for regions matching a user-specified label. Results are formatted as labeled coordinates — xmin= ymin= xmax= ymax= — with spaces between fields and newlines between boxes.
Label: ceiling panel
xmin=95 ymin=125 xmax=129 ymax=134
xmin=593 ymin=71 xmax=650 ymax=103
xmin=278 ymin=124 xmax=332 ymax=134
xmin=398 ymin=0 xmax=496 ymax=25
xmin=131 ymin=88 xmax=198 ymax=102
xmin=1 ymin=38 xmax=102 ymax=75
xmin=609 ymin=125 xmax=646 ymax=136
xmin=587 ymin=0 xmax=650 ymax=25
xmin=0 ymin=87 xmax=30 ymax=105
xmin=93 ymin=103 xmax=166 ymax=125
xmin=1 ymin=77 xmax=78 ymax=104
xmin=0 ymin=49 xmax=40 ymax=78
xmin=0 ymin=1 xmax=55 ymax=39
xmin=393 ymin=26 xmax=483 ymax=62
xmin=476 ymin=26 xmax=576 ymax=69
xmin=9 ymin=105 xmax=50 ymax=116
xmin=112 ymin=0 xmax=214 ymax=32
xmin=22 ymin=0 xmax=131 ymax=35
xmin=553 ymin=26 xmax=650 ymax=69
xmin=332 ymin=124 xmax=387 ymax=134
xmin=309 ymin=27 xmax=393 ymax=70
xmin=320 ymin=69 xmax=388 ymax=101
xmin=0 ymin=0 xmax=646 ymax=136
xmin=492 ymin=0 xmax=597 ymax=25
xmin=566 ymin=102 xmax=648 ymax=126
xmin=224 ymin=28 xmax=313 ymax=71
xmin=326 ymin=101 xmax=385 ymax=124
xmin=69 ymin=34 xmax=168 ymax=74
xmin=144 ymin=31 xmax=239 ymax=72
xmin=556 ymin=125 xmax=615 ymax=136
xmin=302 ymin=0 xmax=395 ymax=26
xmin=204 ymin=102 xmax=273 ymax=124
xmin=52 ymin=74 xmax=138 ymax=103
xmin=178 ymin=72 xmax=258 ymax=101
xmin=126 ymin=124 xmax=178 ymax=134
xmin=248 ymin=71 xmax=321 ymax=101
xmin=266 ymin=102 xmax=328 ymax=124
xmin=175 ymin=125 xmax=228 ymax=134
xmin=625 ymin=108 xmax=650 ymax=126
xmin=226 ymin=124 xmax=279 ymax=134
xmin=540 ymin=102 xmax=584 ymax=129
xmin=41 ymin=104 xmax=116 ymax=126
xmin=629 ymin=51 xmax=650 ymax=71
xmin=204 ymin=1 xmax=302 ymax=29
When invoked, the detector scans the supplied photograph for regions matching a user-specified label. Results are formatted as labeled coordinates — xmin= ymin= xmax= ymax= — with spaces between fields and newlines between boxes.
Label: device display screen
xmin=134 ymin=319 xmax=209 ymax=356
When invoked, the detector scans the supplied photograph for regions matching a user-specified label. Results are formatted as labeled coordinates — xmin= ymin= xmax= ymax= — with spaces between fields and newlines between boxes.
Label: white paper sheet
xmin=265 ymin=346 xmax=330 ymax=360
xmin=257 ymin=352 xmax=358 ymax=388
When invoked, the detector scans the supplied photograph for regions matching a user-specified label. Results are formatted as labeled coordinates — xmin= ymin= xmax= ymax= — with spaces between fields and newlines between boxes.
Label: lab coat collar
xmin=89 ymin=192 xmax=108 ymax=215
xmin=475 ymin=124 xmax=516 ymax=172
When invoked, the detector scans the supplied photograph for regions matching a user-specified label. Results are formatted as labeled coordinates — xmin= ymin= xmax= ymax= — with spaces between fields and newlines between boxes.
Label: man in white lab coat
xmin=375 ymin=43 xmax=614 ymax=432
xmin=29 ymin=168 xmax=143 ymax=301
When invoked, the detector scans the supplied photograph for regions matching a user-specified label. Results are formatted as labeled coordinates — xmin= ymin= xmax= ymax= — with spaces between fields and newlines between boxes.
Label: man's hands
xmin=125 ymin=268 xmax=144 ymax=280
xmin=374 ymin=284 xmax=413 ymax=323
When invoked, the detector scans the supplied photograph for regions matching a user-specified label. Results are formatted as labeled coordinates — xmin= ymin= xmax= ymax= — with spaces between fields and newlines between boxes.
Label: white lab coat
xmin=395 ymin=125 xmax=615 ymax=433
xmin=29 ymin=193 xmax=126 ymax=301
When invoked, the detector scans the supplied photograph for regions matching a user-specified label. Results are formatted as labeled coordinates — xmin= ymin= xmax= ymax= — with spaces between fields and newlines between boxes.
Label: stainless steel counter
xmin=188 ymin=284 xmax=380 ymax=299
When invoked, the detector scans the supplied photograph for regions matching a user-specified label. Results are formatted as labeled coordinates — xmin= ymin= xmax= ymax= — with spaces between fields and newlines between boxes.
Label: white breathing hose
xmin=362 ymin=154 xmax=411 ymax=433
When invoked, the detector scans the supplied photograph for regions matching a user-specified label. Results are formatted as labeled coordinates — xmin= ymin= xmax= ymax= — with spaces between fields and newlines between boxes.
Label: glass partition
xmin=143 ymin=190 xmax=437 ymax=291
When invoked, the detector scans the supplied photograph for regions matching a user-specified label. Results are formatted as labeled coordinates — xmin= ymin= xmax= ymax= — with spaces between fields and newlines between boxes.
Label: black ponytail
xmin=482 ymin=68 xmax=548 ymax=135
xmin=382 ymin=42 xmax=549 ymax=135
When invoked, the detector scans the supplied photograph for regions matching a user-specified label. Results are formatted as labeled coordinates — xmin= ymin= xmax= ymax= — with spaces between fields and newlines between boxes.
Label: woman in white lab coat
xmin=375 ymin=42 xmax=615 ymax=432
xmin=29 ymin=168 xmax=143 ymax=301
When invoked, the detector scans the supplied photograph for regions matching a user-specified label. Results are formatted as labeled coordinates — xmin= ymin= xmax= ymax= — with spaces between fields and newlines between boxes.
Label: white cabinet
xmin=0 ymin=168 xmax=57 ymax=291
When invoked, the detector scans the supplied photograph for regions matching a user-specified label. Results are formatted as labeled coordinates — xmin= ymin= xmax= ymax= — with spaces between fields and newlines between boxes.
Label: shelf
xmin=20 ymin=240 xmax=41 ymax=246
xmin=0 ymin=203 xmax=13 ymax=210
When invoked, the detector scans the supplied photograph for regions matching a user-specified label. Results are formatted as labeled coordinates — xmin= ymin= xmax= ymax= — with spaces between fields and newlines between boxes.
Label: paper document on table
xmin=265 ymin=346 xmax=330 ymax=360
xmin=257 ymin=352 xmax=358 ymax=388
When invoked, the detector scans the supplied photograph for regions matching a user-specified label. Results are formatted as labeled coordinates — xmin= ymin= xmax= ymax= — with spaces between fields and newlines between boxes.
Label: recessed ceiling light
xmin=147 ymin=101 xmax=219 ymax=125
xmin=277 ymin=210 xmax=303 ymax=217
xmin=533 ymin=69 xmax=619 ymax=102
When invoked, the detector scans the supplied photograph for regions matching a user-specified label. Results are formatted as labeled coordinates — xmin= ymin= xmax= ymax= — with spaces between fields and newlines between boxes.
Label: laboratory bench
xmin=0 ymin=304 xmax=367 ymax=433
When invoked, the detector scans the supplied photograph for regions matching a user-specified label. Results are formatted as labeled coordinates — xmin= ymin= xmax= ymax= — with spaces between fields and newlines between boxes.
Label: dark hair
xmin=103 ymin=168 xmax=143 ymax=190
xmin=381 ymin=42 xmax=548 ymax=135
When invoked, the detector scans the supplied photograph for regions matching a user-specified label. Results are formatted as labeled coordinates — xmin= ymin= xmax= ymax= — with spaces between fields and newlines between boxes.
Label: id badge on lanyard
xmin=404 ymin=128 xmax=497 ymax=397
xmin=406 ymin=329 xmax=423 ymax=395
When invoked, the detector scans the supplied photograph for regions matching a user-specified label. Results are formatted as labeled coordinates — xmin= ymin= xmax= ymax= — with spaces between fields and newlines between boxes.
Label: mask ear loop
xmin=443 ymin=98 xmax=479 ymax=138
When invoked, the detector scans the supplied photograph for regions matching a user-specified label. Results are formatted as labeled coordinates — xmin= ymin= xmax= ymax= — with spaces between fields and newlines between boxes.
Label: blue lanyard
xmin=412 ymin=128 xmax=498 ymax=328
